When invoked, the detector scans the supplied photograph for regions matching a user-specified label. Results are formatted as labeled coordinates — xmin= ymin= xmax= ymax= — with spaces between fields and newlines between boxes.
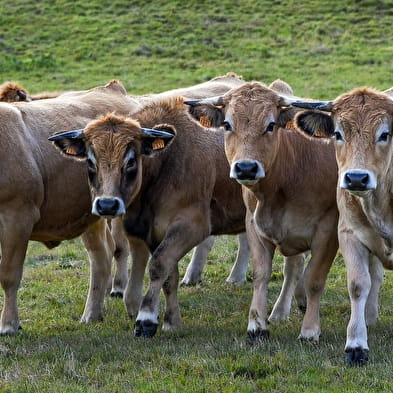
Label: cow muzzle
xmin=230 ymin=159 xmax=265 ymax=186
xmin=92 ymin=197 xmax=126 ymax=217
xmin=340 ymin=169 xmax=377 ymax=193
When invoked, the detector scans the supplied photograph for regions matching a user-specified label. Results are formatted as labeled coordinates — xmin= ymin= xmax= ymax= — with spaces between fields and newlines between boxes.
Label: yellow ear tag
xmin=152 ymin=138 xmax=165 ymax=150
xmin=285 ymin=120 xmax=296 ymax=130
xmin=66 ymin=145 xmax=79 ymax=155
xmin=199 ymin=115 xmax=211 ymax=128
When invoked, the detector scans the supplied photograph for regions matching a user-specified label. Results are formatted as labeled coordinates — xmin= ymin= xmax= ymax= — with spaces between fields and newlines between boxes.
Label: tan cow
xmin=49 ymin=95 xmax=308 ymax=338
xmin=0 ymin=80 xmax=144 ymax=335
xmin=185 ymin=80 xmax=339 ymax=343
xmin=292 ymin=87 xmax=393 ymax=366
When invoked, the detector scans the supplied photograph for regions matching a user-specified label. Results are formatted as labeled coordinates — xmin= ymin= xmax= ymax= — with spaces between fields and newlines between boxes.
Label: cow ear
xmin=48 ymin=129 xmax=87 ymax=159
xmin=185 ymin=102 xmax=225 ymax=128
xmin=141 ymin=124 xmax=176 ymax=156
xmin=294 ymin=110 xmax=334 ymax=138
xmin=276 ymin=107 xmax=300 ymax=130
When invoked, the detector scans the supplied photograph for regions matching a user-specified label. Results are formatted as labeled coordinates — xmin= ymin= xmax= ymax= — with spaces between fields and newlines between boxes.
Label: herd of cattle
xmin=0 ymin=73 xmax=392 ymax=366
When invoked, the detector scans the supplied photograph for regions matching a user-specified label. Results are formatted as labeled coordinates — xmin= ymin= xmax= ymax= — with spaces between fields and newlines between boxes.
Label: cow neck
xmin=257 ymin=129 xmax=334 ymax=197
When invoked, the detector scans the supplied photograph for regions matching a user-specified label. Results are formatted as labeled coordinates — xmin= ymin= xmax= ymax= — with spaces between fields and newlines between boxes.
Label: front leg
xmin=124 ymin=236 xmax=150 ymax=318
xmin=246 ymin=211 xmax=275 ymax=344
xmin=80 ymin=219 xmax=114 ymax=323
xmin=341 ymin=232 xmax=372 ymax=366
xmin=109 ymin=217 xmax=130 ymax=298
xmin=135 ymin=212 xmax=209 ymax=338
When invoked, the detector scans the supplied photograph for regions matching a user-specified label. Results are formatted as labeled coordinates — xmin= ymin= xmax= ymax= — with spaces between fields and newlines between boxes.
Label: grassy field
xmin=1 ymin=0 xmax=393 ymax=392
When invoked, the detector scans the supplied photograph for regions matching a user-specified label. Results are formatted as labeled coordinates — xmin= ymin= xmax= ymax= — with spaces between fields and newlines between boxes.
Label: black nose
xmin=234 ymin=161 xmax=259 ymax=180
xmin=95 ymin=198 xmax=120 ymax=216
xmin=343 ymin=171 xmax=370 ymax=191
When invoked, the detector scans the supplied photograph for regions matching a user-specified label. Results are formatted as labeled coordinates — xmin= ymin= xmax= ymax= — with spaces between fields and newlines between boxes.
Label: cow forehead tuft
xmin=334 ymin=88 xmax=393 ymax=113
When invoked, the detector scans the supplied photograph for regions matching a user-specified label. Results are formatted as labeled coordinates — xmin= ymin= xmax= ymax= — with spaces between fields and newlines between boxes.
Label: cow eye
xmin=222 ymin=121 xmax=232 ymax=132
xmin=125 ymin=156 xmax=136 ymax=172
xmin=377 ymin=131 xmax=390 ymax=143
xmin=333 ymin=130 xmax=344 ymax=142
xmin=265 ymin=121 xmax=275 ymax=133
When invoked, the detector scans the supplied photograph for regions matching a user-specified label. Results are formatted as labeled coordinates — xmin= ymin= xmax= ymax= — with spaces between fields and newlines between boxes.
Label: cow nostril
xmin=360 ymin=173 xmax=369 ymax=185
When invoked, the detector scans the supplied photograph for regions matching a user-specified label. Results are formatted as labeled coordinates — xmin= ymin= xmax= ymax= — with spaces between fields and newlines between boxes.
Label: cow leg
xmin=365 ymin=256 xmax=383 ymax=327
xmin=109 ymin=217 xmax=130 ymax=298
xmin=135 ymin=213 xmax=208 ymax=338
xmin=80 ymin=219 xmax=114 ymax=323
xmin=246 ymin=212 xmax=275 ymax=344
xmin=294 ymin=263 xmax=307 ymax=312
xmin=0 ymin=227 xmax=31 ymax=335
xmin=180 ymin=235 xmax=215 ymax=286
xmin=340 ymin=232 xmax=372 ymax=366
xmin=162 ymin=263 xmax=182 ymax=331
xmin=298 ymin=230 xmax=337 ymax=342
xmin=124 ymin=236 xmax=150 ymax=318
xmin=269 ymin=253 xmax=306 ymax=321
xmin=226 ymin=232 xmax=250 ymax=284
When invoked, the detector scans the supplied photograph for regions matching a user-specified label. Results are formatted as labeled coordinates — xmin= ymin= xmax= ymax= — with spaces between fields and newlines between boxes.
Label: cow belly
xmin=31 ymin=212 xmax=98 ymax=243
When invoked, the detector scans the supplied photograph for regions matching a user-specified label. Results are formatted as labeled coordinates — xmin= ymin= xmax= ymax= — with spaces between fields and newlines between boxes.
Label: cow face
xmin=49 ymin=114 xmax=175 ymax=217
xmin=186 ymin=82 xmax=298 ymax=187
xmin=294 ymin=89 xmax=393 ymax=195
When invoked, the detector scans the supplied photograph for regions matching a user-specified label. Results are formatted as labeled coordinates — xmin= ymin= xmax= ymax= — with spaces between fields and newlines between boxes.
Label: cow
xmin=291 ymin=87 xmax=393 ymax=366
xmin=0 ymin=80 xmax=145 ymax=335
xmin=49 ymin=96 xmax=308 ymax=338
xmin=185 ymin=80 xmax=339 ymax=344
xmin=0 ymin=81 xmax=61 ymax=102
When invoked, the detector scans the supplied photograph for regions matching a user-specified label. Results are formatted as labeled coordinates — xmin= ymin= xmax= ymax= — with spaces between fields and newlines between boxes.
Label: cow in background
xmin=0 ymin=81 xmax=61 ymax=102
xmin=185 ymin=80 xmax=338 ymax=343
xmin=49 ymin=95 xmax=307 ymax=338
xmin=292 ymin=87 xmax=393 ymax=365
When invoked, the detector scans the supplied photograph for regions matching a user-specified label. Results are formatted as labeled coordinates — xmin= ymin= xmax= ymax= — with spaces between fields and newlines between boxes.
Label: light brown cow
xmin=49 ymin=96 xmax=307 ymax=338
xmin=0 ymin=80 xmax=143 ymax=335
xmin=186 ymin=81 xmax=339 ymax=343
xmin=292 ymin=87 xmax=393 ymax=366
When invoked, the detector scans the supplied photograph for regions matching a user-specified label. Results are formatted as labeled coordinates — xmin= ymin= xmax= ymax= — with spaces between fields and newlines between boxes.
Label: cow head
xmin=0 ymin=81 xmax=32 ymax=102
xmin=49 ymin=113 xmax=175 ymax=217
xmin=186 ymin=81 xmax=299 ymax=187
xmin=293 ymin=88 xmax=393 ymax=195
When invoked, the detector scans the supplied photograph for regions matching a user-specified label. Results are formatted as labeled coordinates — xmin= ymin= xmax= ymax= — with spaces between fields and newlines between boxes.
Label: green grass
xmin=2 ymin=239 xmax=393 ymax=392
xmin=2 ymin=0 xmax=393 ymax=391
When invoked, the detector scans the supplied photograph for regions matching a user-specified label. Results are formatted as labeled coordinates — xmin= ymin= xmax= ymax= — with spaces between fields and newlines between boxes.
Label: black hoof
xmin=134 ymin=319 xmax=158 ymax=338
xmin=246 ymin=329 xmax=269 ymax=345
xmin=110 ymin=291 xmax=124 ymax=298
xmin=345 ymin=347 xmax=369 ymax=366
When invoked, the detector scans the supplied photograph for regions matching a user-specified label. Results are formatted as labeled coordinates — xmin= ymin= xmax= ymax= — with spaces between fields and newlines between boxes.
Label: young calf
xmin=186 ymin=81 xmax=339 ymax=343
xmin=293 ymin=87 xmax=393 ymax=366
